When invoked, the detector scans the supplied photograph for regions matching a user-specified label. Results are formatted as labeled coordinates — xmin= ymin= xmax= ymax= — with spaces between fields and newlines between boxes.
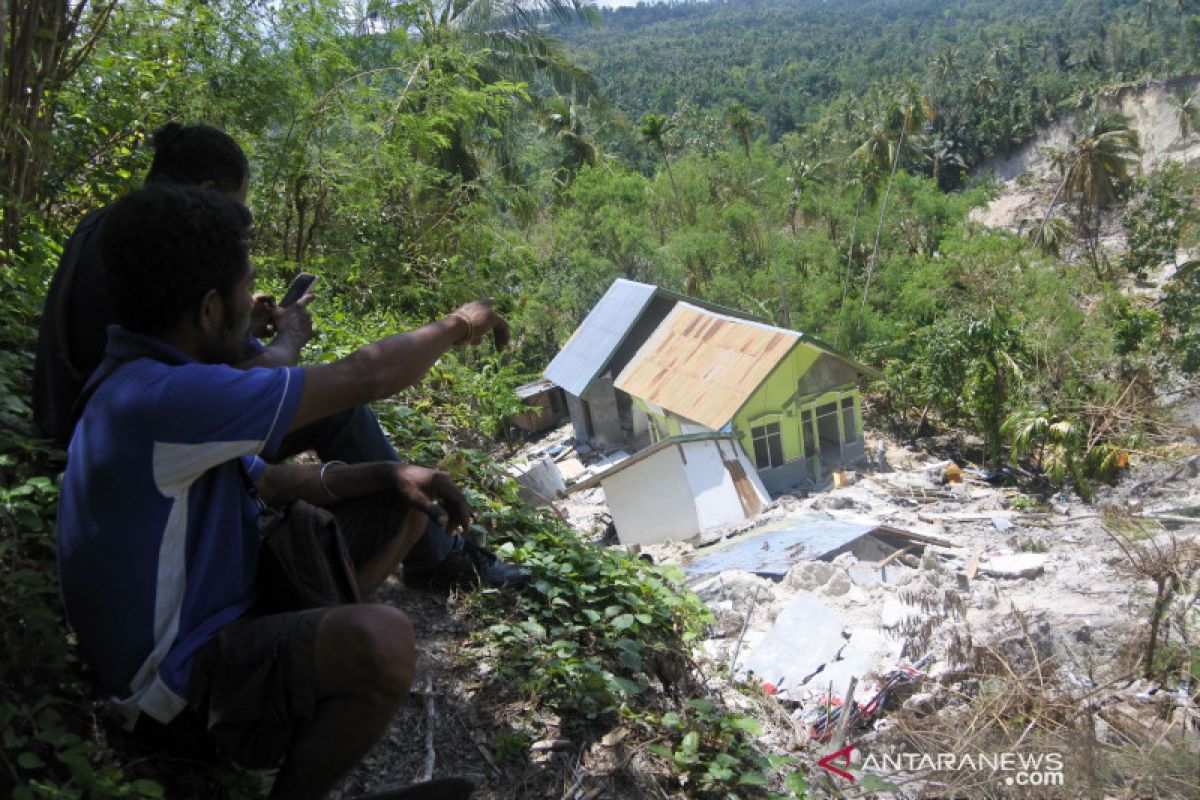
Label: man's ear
xmin=196 ymin=288 xmax=223 ymax=334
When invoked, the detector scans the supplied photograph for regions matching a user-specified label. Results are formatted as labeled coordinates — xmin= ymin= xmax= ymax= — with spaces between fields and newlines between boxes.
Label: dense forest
xmin=2 ymin=0 xmax=1199 ymax=796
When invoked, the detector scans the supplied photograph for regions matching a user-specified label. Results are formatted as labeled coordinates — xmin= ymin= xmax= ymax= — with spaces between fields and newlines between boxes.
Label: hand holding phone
xmin=280 ymin=272 xmax=317 ymax=308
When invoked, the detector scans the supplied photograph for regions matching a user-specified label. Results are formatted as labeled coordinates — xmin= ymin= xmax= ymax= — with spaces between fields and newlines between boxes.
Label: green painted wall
xmin=632 ymin=340 xmax=865 ymax=482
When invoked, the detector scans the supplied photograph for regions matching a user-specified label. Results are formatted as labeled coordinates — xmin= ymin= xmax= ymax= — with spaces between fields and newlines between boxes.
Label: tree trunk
xmin=834 ymin=182 xmax=867 ymax=347
xmin=1034 ymin=156 xmax=1078 ymax=250
xmin=1 ymin=1 xmax=116 ymax=265
xmin=860 ymin=127 xmax=905 ymax=315
xmin=661 ymin=150 xmax=684 ymax=226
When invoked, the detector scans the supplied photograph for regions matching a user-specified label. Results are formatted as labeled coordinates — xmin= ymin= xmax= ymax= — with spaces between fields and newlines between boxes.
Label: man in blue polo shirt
xmin=58 ymin=184 xmax=506 ymax=799
xmin=36 ymin=122 xmax=524 ymax=593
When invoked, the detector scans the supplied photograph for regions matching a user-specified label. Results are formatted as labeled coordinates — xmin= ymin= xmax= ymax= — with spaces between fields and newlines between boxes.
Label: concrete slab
xmin=817 ymin=629 xmax=902 ymax=694
xmin=741 ymin=591 xmax=846 ymax=690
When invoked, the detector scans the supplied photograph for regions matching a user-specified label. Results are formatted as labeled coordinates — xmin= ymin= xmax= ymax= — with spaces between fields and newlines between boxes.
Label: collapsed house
xmin=615 ymin=302 xmax=881 ymax=494
xmin=564 ymin=432 xmax=770 ymax=545
xmin=543 ymin=279 xmax=763 ymax=452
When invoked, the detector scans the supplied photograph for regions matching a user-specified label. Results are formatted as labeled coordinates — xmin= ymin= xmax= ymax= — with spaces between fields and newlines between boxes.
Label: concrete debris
xmin=508 ymin=421 xmax=1200 ymax=760
xmin=978 ymin=553 xmax=1049 ymax=579
xmin=507 ymin=455 xmax=565 ymax=507
xmin=740 ymin=591 xmax=847 ymax=690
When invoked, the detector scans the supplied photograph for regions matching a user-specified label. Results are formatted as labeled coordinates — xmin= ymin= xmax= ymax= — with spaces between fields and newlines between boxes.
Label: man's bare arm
xmin=287 ymin=299 xmax=508 ymax=432
xmin=255 ymin=461 xmax=472 ymax=532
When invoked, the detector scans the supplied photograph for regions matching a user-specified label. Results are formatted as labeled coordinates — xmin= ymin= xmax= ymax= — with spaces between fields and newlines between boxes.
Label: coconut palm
xmin=1035 ymin=110 xmax=1140 ymax=276
xmin=540 ymin=96 xmax=598 ymax=181
xmin=638 ymin=113 xmax=684 ymax=222
xmin=368 ymin=0 xmax=600 ymax=181
xmin=988 ymin=41 xmax=1010 ymax=71
xmin=724 ymin=102 xmax=762 ymax=160
xmin=859 ymin=83 xmax=933 ymax=314
xmin=926 ymin=136 xmax=966 ymax=188
xmin=974 ymin=73 xmax=999 ymax=102
xmin=1142 ymin=0 xmax=1163 ymax=27
xmin=1025 ymin=212 xmax=1073 ymax=257
xmin=1170 ymin=85 xmax=1199 ymax=139
xmin=931 ymin=47 xmax=959 ymax=81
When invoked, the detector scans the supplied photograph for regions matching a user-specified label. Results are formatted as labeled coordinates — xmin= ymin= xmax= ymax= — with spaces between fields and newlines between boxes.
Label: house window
xmin=800 ymin=408 xmax=814 ymax=457
xmin=841 ymin=397 xmax=858 ymax=443
xmin=816 ymin=402 xmax=840 ymax=450
xmin=751 ymin=421 xmax=784 ymax=469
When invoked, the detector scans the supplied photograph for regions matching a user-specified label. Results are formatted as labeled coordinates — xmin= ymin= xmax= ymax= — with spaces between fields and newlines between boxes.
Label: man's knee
xmin=317 ymin=604 xmax=416 ymax=701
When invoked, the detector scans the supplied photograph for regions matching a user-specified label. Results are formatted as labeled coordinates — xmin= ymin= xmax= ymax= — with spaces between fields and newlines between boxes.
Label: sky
xmin=592 ymin=0 xmax=670 ymax=8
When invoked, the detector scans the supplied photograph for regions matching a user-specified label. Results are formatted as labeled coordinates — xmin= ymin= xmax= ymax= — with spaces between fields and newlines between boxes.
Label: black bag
xmin=254 ymin=501 xmax=361 ymax=613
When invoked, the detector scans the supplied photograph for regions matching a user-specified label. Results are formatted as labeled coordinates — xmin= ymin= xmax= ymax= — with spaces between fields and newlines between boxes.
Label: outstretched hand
xmin=452 ymin=299 xmax=510 ymax=351
xmin=392 ymin=465 xmax=472 ymax=533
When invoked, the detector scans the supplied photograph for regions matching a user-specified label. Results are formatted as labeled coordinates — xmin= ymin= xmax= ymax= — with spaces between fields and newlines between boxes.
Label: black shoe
xmin=404 ymin=539 xmax=529 ymax=591
xmin=352 ymin=776 xmax=476 ymax=799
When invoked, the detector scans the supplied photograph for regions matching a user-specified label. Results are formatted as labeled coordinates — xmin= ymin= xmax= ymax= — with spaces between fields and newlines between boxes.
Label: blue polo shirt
xmin=57 ymin=326 xmax=305 ymax=727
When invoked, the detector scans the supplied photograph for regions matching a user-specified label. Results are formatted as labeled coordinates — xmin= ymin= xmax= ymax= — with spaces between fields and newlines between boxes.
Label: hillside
xmin=561 ymin=0 xmax=1197 ymax=169
xmin=973 ymin=75 xmax=1200 ymax=233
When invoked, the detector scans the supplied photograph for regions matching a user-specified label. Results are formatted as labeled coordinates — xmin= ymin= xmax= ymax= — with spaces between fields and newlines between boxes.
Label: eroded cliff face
xmin=971 ymin=76 xmax=1200 ymax=233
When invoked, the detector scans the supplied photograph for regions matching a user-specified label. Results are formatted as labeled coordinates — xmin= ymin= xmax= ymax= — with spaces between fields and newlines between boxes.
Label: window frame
xmin=750 ymin=419 xmax=785 ymax=469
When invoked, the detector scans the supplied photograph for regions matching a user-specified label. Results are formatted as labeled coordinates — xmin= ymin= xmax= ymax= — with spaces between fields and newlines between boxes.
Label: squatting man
xmin=56 ymin=184 xmax=507 ymax=799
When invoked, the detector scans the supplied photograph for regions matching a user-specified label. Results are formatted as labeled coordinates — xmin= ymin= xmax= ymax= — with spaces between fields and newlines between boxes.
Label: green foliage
xmin=1161 ymin=257 xmax=1200 ymax=374
xmin=464 ymin=496 xmax=714 ymax=719
xmin=1122 ymin=165 xmax=1193 ymax=280
xmin=646 ymin=698 xmax=808 ymax=799
xmin=560 ymin=0 xmax=1197 ymax=171
xmin=7 ymin=0 xmax=1200 ymax=795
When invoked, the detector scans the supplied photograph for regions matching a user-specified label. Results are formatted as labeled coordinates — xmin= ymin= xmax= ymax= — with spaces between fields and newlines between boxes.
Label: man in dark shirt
xmin=33 ymin=122 xmax=524 ymax=590
xmin=61 ymin=183 xmax=502 ymax=798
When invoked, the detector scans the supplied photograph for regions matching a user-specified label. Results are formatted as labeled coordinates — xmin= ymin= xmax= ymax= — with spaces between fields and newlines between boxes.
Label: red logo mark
xmin=818 ymin=745 xmax=857 ymax=782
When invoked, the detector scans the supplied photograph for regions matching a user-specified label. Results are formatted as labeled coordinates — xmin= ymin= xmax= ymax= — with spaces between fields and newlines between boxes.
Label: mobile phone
xmin=279 ymin=272 xmax=317 ymax=308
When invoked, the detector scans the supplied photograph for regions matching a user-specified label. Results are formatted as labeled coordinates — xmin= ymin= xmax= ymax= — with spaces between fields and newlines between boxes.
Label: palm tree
xmin=1035 ymin=110 xmax=1140 ymax=277
xmin=724 ymin=102 xmax=761 ymax=160
xmin=927 ymin=136 xmax=966 ymax=188
xmin=974 ymin=73 xmax=999 ymax=102
xmin=638 ymin=113 xmax=684 ymax=222
xmin=1170 ymin=85 xmax=1200 ymax=139
xmin=376 ymin=0 xmax=600 ymax=181
xmin=859 ymin=84 xmax=933 ymax=314
xmin=540 ymin=96 xmax=598 ymax=181
xmin=1142 ymin=0 xmax=1163 ymax=28
xmin=988 ymin=41 xmax=1010 ymax=71
xmin=782 ymin=150 xmax=829 ymax=233
xmin=931 ymin=47 xmax=959 ymax=81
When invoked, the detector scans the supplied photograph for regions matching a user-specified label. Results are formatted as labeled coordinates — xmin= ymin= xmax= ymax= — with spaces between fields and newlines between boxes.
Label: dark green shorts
xmin=134 ymin=607 xmax=327 ymax=769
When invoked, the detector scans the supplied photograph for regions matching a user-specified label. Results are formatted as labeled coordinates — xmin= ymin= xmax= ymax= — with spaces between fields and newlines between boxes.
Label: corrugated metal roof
xmin=543 ymin=279 xmax=658 ymax=396
xmin=684 ymin=514 xmax=879 ymax=577
xmin=615 ymin=303 xmax=799 ymax=430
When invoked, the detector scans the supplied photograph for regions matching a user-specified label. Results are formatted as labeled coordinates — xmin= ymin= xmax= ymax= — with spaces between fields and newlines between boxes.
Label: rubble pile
xmin=509 ymin=425 xmax=1200 ymax=794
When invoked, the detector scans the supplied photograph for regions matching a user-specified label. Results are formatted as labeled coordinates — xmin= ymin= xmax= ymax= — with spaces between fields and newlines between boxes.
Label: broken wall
xmin=603 ymin=445 xmax=701 ymax=544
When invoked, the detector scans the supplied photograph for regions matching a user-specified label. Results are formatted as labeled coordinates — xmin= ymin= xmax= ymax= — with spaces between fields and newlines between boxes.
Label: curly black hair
xmin=145 ymin=123 xmax=249 ymax=193
xmin=101 ymin=185 xmax=253 ymax=336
